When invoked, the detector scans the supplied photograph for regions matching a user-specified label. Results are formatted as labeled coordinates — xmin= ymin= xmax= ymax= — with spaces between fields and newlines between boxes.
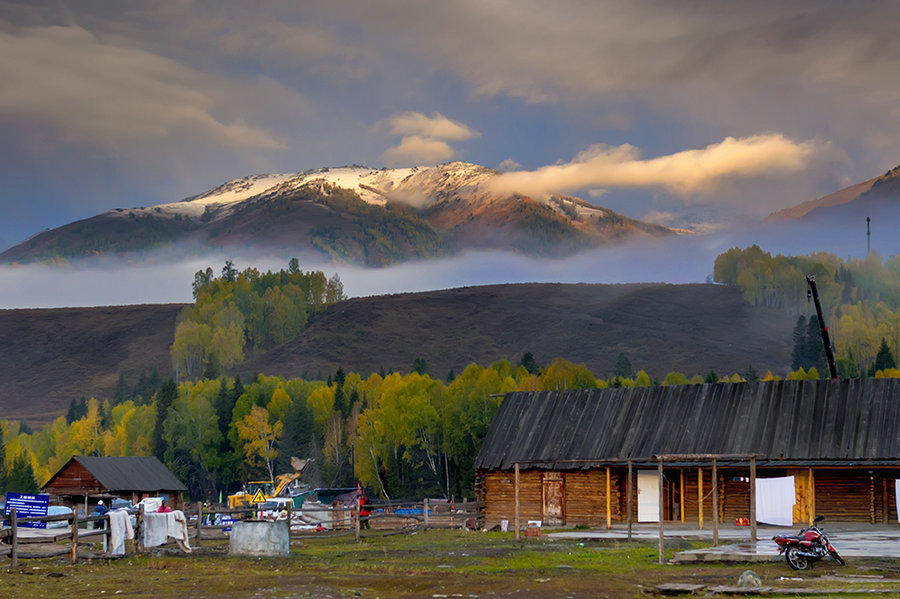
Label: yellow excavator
xmin=228 ymin=457 xmax=313 ymax=509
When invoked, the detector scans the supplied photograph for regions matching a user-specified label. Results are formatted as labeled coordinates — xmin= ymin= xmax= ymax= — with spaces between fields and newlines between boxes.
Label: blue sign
xmin=5 ymin=492 xmax=50 ymax=529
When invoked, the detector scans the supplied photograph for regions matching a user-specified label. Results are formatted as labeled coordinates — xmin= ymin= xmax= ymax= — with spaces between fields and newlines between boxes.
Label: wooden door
xmin=638 ymin=471 xmax=659 ymax=522
xmin=542 ymin=472 xmax=565 ymax=525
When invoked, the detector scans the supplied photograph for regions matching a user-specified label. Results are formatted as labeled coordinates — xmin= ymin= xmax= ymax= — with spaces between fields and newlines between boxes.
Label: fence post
xmin=10 ymin=508 xmax=18 ymax=568
xmin=423 ymin=498 xmax=429 ymax=530
xmin=286 ymin=501 xmax=293 ymax=541
xmin=354 ymin=497 xmax=361 ymax=542
xmin=102 ymin=514 xmax=108 ymax=553
xmin=71 ymin=512 xmax=79 ymax=564
xmin=196 ymin=503 xmax=202 ymax=547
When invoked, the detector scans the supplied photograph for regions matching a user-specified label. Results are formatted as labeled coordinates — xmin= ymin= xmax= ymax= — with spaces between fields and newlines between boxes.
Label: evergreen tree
xmin=113 ymin=374 xmax=130 ymax=405
xmin=65 ymin=396 xmax=89 ymax=423
xmin=745 ymin=364 xmax=759 ymax=383
xmin=412 ymin=357 xmax=428 ymax=375
xmin=805 ymin=316 xmax=828 ymax=374
xmin=152 ymin=379 xmax=178 ymax=460
xmin=704 ymin=370 xmax=719 ymax=384
xmin=791 ymin=315 xmax=807 ymax=370
xmin=519 ymin=352 xmax=539 ymax=375
xmin=202 ymin=354 xmax=221 ymax=380
xmin=614 ymin=353 xmax=635 ymax=379
xmin=446 ymin=368 xmax=456 ymax=383
xmin=873 ymin=338 xmax=897 ymax=374
xmin=7 ymin=455 xmax=38 ymax=493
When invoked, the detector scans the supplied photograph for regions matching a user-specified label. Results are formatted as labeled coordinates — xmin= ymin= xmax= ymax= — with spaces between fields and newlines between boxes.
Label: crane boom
xmin=806 ymin=275 xmax=838 ymax=379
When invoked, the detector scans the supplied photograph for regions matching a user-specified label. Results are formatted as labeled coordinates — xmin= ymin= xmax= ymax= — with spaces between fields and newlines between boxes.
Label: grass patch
xmin=2 ymin=530 xmax=897 ymax=598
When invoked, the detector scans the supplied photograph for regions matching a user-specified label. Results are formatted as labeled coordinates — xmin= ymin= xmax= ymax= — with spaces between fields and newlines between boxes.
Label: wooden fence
xmin=2 ymin=498 xmax=485 ymax=567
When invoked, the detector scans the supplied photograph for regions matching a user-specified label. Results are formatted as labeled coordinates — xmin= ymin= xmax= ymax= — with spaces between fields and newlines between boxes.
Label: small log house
xmin=475 ymin=379 xmax=900 ymax=528
xmin=43 ymin=455 xmax=187 ymax=509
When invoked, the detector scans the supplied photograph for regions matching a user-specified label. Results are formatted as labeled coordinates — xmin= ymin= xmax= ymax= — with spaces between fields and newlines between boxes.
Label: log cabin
xmin=42 ymin=455 xmax=187 ymax=510
xmin=475 ymin=378 xmax=900 ymax=528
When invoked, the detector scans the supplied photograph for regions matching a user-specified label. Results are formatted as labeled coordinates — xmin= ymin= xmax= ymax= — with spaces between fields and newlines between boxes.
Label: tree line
xmin=9 ymin=350 xmax=896 ymax=501
xmin=715 ymin=246 xmax=900 ymax=374
xmin=171 ymin=259 xmax=345 ymax=380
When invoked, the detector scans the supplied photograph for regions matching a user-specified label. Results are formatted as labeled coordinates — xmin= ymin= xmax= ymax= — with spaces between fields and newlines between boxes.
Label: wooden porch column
xmin=605 ymin=466 xmax=611 ymax=529
xmin=749 ymin=456 xmax=757 ymax=542
xmin=514 ymin=463 xmax=520 ymax=541
xmin=808 ymin=467 xmax=815 ymax=525
xmin=712 ymin=458 xmax=718 ymax=547
xmin=883 ymin=476 xmax=889 ymax=524
xmin=626 ymin=460 xmax=633 ymax=541
xmin=679 ymin=470 xmax=685 ymax=523
xmin=698 ymin=467 xmax=704 ymax=530
xmin=658 ymin=457 xmax=665 ymax=564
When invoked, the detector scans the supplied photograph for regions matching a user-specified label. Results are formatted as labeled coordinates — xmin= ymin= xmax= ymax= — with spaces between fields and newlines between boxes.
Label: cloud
xmin=487 ymin=134 xmax=825 ymax=199
xmin=497 ymin=158 xmax=522 ymax=172
xmin=382 ymin=111 xmax=479 ymax=166
xmin=386 ymin=111 xmax=479 ymax=142
xmin=0 ymin=24 xmax=286 ymax=151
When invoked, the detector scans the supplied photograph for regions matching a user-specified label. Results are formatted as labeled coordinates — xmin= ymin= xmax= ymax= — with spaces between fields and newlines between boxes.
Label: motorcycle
xmin=772 ymin=515 xmax=845 ymax=570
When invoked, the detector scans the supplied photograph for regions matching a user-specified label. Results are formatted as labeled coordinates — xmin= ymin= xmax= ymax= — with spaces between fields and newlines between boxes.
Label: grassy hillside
xmin=0 ymin=283 xmax=795 ymax=424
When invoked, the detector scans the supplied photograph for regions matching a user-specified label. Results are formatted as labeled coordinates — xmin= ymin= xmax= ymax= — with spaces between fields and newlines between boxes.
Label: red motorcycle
xmin=773 ymin=515 xmax=845 ymax=570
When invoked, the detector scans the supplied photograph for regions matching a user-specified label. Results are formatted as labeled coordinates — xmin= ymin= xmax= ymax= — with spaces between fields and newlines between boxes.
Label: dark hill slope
xmin=238 ymin=283 xmax=794 ymax=382
xmin=1 ymin=284 xmax=796 ymax=425
xmin=0 ymin=304 xmax=183 ymax=423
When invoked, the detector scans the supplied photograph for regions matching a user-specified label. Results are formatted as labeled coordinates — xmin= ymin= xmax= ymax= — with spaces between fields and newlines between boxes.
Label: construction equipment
xmin=806 ymin=275 xmax=838 ymax=379
xmin=228 ymin=457 xmax=313 ymax=509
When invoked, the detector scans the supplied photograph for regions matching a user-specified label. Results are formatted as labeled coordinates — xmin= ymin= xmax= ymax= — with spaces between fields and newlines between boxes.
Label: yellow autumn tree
xmin=235 ymin=405 xmax=283 ymax=482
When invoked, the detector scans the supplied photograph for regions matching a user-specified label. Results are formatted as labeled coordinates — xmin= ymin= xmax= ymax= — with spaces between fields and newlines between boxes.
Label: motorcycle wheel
xmin=829 ymin=550 xmax=845 ymax=566
xmin=785 ymin=546 xmax=810 ymax=570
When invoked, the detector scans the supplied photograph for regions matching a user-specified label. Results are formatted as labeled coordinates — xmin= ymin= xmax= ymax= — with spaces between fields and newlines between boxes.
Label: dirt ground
xmin=3 ymin=530 xmax=899 ymax=598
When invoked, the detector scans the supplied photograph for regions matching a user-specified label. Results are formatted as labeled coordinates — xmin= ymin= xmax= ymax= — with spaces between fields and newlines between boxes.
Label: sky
xmin=2 ymin=1 xmax=900 ymax=306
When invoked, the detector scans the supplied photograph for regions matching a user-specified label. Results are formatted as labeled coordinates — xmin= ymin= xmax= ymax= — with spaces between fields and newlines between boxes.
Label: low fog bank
xmin=0 ymin=238 xmax=716 ymax=309
xmin=0 ymin=221 xmax=889 ymax=309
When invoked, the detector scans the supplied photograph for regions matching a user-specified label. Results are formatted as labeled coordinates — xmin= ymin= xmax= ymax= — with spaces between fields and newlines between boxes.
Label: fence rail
xmin=3 ymin=498 xmax=485 ymax=567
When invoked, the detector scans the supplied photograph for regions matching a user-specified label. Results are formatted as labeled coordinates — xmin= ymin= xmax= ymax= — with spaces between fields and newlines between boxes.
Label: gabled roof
xmin=44 ymin=455 xmax=187 ymax=492
xmin=476 ymin=378 xmax=900 ymax=470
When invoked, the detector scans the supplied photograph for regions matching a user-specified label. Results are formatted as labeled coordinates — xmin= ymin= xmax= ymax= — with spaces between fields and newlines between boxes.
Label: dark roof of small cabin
xmin=475 ymin=378 xmax=900 ymax=470
xmin=44 ymin=455 xmax=187 ymax=492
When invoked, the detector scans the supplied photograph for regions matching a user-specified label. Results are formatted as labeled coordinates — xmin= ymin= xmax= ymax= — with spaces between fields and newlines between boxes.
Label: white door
xmin=637 ymin=471 xmax=659 ymax=522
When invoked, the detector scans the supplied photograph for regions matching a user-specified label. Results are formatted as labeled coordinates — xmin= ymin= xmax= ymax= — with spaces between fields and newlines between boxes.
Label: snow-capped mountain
xmin=1 ymin=162 xmax=675 ymax=266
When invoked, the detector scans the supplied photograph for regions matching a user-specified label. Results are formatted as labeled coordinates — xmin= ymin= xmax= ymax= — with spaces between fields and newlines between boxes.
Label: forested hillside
xmin=714 ymin=245 xmax=900 ymax=375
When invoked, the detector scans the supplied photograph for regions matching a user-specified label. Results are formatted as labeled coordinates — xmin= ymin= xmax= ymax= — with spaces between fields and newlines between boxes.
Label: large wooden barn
xmin=475 ymin=379 xmax=900 ymax=529
xmin=43 ymin=455 xmax=187 ymax=508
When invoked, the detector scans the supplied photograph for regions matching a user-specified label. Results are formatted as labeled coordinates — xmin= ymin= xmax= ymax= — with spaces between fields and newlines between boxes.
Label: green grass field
xmin=3 ymin=530 xmax=897 ymax=598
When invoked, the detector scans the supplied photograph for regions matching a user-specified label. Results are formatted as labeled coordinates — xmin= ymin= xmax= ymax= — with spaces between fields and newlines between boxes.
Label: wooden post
xmin=423 ymin=498 xmax=429 ymax=530
xmin=808 ymin=467 xmax=815 ymax=525
xmin=883 ymin=476 xmax=889 ymax=524
xmin=711 ymin=458 xmax=718 ymax=547
xmin=102 ymin=514 xmax=108 ymax=553
xmin=605 ymin=466 xmax=611 ymax=529
xmin=679 ymin=469 xmax=685 ymax=523
xmin=698 ymin=467 xmax=704 ymax=530
xmin=287 ymin=500 xmax=293 ymax=539
xmin=657 ymin=457 xmax=665 ymax=565
xmin=514 ymin=463 xmax=521 ymax=541
xmin=71 ymin=511 xmax=79 ymax=565
xmin=10 ymin=508 xmax=18 ymax=569
xmin=626 ymin=460 xmax=633 ymax=541
xmin=354 ymin=497 xmax=361 ymax=542
xmin=749 ymin=456 xmax=757 ymax=542
xmin=192 ymin=503 xmax=200 ymax=546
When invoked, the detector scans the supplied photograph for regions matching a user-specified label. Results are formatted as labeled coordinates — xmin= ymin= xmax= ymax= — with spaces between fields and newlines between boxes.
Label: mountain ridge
xmin=0 ymin=162 xmax=674 ymax=265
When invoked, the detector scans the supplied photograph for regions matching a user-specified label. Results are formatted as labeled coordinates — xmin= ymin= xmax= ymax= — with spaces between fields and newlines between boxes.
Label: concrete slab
xmin=547 ymin=524 xmax=900 ymax=563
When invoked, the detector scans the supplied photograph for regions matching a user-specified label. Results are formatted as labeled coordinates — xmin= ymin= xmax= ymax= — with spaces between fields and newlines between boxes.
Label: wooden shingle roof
xmin=475 ymin=378 xmax=900 ymax=470
xmin=43 ymin=455 xmax=187 ymax=492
